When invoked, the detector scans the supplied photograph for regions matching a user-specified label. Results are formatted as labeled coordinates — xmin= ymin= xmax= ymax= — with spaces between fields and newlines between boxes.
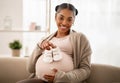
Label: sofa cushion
xmin=86 ymin=64 xmax=120 ymax=83
xmin=0 ymin=57 xmax=30 ymax=83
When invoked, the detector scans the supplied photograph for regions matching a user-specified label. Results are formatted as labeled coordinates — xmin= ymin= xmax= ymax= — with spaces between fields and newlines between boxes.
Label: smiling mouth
xmin=61 ymin=26 xmax=66 ymax=29
xmin=60 ymin=25 xmax=67 ymax=29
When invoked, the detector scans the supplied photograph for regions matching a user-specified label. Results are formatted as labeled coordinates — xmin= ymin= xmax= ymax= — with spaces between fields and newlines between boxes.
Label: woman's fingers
xmin=39 ymin=41 xmax=56 ymax=50
xmin=43 ymin=74 xmax=55 ymax=82
xmin=48 ymin=42 xmax=56 ymax=48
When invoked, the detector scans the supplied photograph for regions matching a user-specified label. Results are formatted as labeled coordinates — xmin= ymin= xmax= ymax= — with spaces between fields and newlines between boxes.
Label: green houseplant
xmin=9 ymin=40 xmax=22 ymax=57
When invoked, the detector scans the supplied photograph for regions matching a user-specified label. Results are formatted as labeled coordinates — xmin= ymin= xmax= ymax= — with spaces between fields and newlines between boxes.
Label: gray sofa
xmin=0 ymin=57 xmax=120 ymax=83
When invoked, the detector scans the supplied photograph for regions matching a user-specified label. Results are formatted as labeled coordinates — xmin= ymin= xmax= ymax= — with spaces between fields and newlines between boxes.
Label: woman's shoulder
xmin=71 ymin=30 xmax=91 ymax=47
xmin=70 ymin=30 xmax=87 ymax=38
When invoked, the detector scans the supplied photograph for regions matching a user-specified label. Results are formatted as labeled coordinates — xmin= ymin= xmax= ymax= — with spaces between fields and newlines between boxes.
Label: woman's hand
xmin=43 ymin=68 xmax=58 ymax=83
xmin=39 ymin=41 xmax=56 ymax=50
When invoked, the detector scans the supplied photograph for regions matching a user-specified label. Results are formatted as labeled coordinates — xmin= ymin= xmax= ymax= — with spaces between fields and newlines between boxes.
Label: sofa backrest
xmin=0 ymin=57 xmax=30 ymax=83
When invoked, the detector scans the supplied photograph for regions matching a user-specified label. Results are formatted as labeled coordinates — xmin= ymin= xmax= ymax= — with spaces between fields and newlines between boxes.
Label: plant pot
xmin=12 ymin=49 xmax=20 ymax=57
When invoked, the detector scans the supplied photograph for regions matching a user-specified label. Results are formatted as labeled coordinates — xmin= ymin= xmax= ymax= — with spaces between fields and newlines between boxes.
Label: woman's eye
xmin=59 ymin=17 xmax=64 ymax=20
xmin=67 ymin=19 xmax=73 ymax=22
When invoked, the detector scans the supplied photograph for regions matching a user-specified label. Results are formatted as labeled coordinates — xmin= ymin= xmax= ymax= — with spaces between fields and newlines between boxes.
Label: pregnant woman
xmin=17 ymin=3 xmax=92 ymax=83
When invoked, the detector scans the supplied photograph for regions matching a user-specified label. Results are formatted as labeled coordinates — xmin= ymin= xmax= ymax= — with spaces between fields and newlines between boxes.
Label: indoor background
xmin=0 ymin=0 xmax=120 ymax=67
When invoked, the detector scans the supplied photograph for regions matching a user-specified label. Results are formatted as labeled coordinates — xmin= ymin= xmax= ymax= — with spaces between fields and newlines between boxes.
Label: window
xmin=22 ymin=0 xmax=48 ymax=56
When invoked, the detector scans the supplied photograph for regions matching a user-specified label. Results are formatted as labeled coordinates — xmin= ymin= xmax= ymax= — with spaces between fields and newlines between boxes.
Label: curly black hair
xmin=55 ymin=3 xmax=78 ymax=16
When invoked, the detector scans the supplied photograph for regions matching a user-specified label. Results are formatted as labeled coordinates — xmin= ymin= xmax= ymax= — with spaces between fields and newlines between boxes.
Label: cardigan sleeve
xmin=26 ymin=36 xmax=46 ymax=75
xmin=27 ymin=45 xmax=43 ymax=74
xmin=54 ymin=32 xmax=92 ymax=83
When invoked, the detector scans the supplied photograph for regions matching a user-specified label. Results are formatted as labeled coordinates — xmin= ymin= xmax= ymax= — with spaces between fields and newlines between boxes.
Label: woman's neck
xmin=55 ymin=30 xmax=70 ymax=38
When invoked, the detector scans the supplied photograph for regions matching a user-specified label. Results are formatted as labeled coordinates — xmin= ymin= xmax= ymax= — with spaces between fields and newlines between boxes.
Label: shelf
xmin=0 ymin=30 xmax=48 ymax=32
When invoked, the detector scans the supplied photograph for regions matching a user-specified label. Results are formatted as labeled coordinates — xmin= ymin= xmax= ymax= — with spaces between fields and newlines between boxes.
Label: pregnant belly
xmin=35 ymin=52 xmax=74 ymax=79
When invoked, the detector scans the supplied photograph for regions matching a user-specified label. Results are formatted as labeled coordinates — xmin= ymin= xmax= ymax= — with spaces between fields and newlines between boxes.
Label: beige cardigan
xmin=27 ymin=30 xmax=92 ymax=83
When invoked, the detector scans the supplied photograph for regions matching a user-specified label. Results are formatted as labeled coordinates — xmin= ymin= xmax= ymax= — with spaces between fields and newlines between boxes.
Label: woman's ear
xmin=55 ymin=13 xmax=57 ymax=19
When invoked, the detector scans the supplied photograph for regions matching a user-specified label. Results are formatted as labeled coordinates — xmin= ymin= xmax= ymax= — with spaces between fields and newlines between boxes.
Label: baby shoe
xmin=43 ymin=50 xmax=53 ymax=63
xmin=52 ymin=47 xmax=62 ymax=61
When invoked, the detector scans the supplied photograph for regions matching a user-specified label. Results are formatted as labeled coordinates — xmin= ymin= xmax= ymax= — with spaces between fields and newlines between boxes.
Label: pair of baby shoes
xmin=43 ymin=47 xmax=62 ymax=63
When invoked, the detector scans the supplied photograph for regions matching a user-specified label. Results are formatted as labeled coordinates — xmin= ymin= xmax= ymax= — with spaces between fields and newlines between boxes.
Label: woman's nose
xmin=62 ymin=20 xmax=68 ymax=25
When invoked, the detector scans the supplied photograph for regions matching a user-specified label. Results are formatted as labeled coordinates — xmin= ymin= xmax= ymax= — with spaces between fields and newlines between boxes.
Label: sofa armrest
xmin=87 ymin=64 xmax=120 ymax=83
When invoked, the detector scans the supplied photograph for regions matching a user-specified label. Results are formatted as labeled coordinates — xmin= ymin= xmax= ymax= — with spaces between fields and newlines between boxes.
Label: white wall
xmin=0 ymin=0 xmax=23 ymax=56
xmin=0 ymin=0 xmax=47 ymax=57
xmin=0 ymin=0 xmax=23 ymax=29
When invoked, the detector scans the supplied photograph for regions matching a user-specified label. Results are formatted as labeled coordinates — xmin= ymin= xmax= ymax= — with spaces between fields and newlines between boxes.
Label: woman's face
xmin=55 ymin=9 xmax=75 ymax=34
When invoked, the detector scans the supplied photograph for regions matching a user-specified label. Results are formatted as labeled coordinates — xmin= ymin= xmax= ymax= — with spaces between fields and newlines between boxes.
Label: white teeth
xmin=61 ymin=26 xmax=66 ymax=29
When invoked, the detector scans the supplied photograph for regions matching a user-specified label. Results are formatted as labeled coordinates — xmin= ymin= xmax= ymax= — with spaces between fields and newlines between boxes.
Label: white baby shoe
xmin=52 ymin=47 xmax=62 ymax=61
xmin=43 ymin=47 xmax=62 ymax=63
xmin=43 ymin=50 xmax=53 ymax=63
